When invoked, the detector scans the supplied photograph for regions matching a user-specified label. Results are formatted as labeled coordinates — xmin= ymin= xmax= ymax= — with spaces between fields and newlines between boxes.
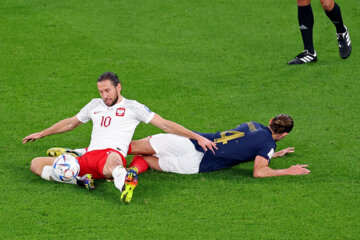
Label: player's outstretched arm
xmin=22 ymin=115 xmax=82 ymax=144
xmin=253 ymin=155 xmax=310 ymax=178
xmin=273 ymin=147 xmax=295 ymax=158
xmin=149 ymin=114 xmax=217 ymax=153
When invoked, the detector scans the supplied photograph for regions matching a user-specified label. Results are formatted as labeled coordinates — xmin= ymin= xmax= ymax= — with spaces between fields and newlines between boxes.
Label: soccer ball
xmin=52 ymin=154 xmax=80 ymax=182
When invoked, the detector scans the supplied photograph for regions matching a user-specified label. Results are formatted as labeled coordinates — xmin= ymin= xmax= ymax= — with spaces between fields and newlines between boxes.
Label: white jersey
xmin=77 ymin=97 xmax=155 ymax=156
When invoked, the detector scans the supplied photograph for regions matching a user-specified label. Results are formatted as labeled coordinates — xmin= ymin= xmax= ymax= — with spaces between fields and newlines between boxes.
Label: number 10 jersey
xmin=77 ymin=97 xmax=155 ymax=156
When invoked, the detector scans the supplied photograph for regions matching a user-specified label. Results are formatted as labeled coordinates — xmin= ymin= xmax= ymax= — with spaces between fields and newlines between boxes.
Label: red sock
xmin=129 ymin=155 xmax=148 ymax=174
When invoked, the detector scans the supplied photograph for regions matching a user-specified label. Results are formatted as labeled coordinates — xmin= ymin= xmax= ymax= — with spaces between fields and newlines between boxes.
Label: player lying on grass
xmin=23 ymin=72 xmax=216 ymax=204
xmin=49 ymin=114 xmax=310 ymax=179
xmin=128 ymin=114 xmax=310 ymax=177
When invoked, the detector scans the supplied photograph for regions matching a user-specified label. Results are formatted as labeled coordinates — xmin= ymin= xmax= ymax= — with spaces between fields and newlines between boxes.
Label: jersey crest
xmin=116 ymin=108 xmax=126 ymax=117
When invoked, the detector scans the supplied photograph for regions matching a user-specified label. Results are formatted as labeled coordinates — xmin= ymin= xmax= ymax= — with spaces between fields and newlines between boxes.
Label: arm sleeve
xmin=132 ymin=101 xmax=155 ymax=124
xmin=257 ymin=142 xmax=276 ymax=163
xmin=77 ymin=99 xmax=96 ymax=123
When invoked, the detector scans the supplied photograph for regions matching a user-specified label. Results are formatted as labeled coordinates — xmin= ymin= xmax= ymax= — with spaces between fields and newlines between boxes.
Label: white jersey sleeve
xmin=126 ymin=100 xmax=155 ymax=124
xmin=77 ymin=99 xmax=102 ymax=123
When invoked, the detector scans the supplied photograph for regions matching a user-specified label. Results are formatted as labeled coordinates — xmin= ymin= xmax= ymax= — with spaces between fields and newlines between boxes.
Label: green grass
xmin=1 ymin=0 xmax=359 ymax=239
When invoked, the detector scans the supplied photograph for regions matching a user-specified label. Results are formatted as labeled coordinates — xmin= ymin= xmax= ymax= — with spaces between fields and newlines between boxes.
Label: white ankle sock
xmin=73 ymin=148 xmax=87 ymax=156
xmin=112 ymin=166 xmax=127 ymax=192
xmin=40 ymin=166 xmax=53 ymax=181
xmin=41 ymin=166 xmax=76 ymax=184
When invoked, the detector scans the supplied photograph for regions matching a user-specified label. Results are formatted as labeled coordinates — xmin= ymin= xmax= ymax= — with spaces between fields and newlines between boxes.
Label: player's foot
xmin=288 ymin=50 xmax=317 ymax=65
xmin=120 ymin=169 xmax=138 ymax=204
xmin=337 ymin=26 xmax=351 ymax=59
xmin=47 ymin=147 xmax=80 ymax=158
xmin=76 ymin=174 xmax=95 ymax=190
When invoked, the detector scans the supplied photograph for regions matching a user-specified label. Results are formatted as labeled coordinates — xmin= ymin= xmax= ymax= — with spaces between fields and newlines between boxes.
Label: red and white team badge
xmin=116 ymin=108 xmax=125 ymax=117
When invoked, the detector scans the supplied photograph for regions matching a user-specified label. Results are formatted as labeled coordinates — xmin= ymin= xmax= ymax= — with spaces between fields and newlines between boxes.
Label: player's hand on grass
xmin=287 ymin=164 xmax=310 ymax=175
xmin=197 ymin=136 xmax=217 ymax=154
xmin=22 ymin=132 xmax=43 ymax=144
xmin=274 ymin=147 xmax=295 ymax=158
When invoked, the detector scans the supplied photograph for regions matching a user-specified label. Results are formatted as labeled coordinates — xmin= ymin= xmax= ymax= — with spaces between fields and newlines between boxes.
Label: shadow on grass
xmin=21 ymin=163 xmax=259 ymax=206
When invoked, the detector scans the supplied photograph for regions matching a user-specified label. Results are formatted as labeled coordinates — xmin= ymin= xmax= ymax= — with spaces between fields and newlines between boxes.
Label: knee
xmin=297 ymin=0 xmax=311 ymax=6
xmin=103 ymin=153 xmax=124 ymax=177
xmin=320 ymin=0 xmax=334 ymax=11
xmin=107 ymin=157 xmax=123 ymax=169
xmin=30 ymin=158 xmax=42 ymax=175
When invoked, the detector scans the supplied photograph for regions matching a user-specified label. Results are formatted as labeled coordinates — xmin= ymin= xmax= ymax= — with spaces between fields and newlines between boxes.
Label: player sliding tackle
xmin=49 ymin=114 xmax=310 ymax=180
xmin=23 ymin=72 xmax=216 ymax=204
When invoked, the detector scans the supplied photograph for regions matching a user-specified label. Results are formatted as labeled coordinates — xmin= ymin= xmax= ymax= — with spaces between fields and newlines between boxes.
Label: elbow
xmin=253 ymin=172 xmax=262 ymax=178
xmin=253 ymin=157 xmax=272 ymax=178
xmin=253 ymin=168 xmax=266 ymax=178
xmin=66 ymin=118 xmax=80 ymax=131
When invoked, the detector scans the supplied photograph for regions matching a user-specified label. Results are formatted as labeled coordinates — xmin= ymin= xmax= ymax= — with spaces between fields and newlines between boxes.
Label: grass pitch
xmin=1 ymin=0 xmax=359 ymax=239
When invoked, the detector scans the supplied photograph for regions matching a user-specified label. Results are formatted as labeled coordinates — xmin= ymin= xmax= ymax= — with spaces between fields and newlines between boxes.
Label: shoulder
xmin=123 ymin=98 xmax=141 ymax=106
xmin=256 ymin=123 xmax=272 ymax=136
xmin=123 ymin=98 xmax=141 ymax=109
xmin=252 ymin=124 xmax=275 ymax=146
xmin=80 ymin=98 xmax=104 ymax=109
xmin=89 ymin=98 xmax=103 ymax=104
xmin=86 ymin=98 xmax=105 ymax=108
xmin=124 ymin=98 xmax=152 ymax=112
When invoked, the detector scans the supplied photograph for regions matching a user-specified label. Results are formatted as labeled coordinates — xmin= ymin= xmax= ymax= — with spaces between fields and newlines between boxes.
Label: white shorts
xmin=149 ymin=133 xmax=204 ymax=174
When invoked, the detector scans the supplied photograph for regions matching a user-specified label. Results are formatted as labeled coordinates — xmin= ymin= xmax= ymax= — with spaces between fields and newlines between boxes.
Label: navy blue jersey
xmin=190 ymin=122 xmax=276 ymax=173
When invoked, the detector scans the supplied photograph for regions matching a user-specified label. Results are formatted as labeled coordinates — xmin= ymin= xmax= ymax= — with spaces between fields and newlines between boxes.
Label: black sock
xmin=298 ymin=5 xmax=314 ymax=53
xmin=325 ymin=2 xmax=346 ymax=33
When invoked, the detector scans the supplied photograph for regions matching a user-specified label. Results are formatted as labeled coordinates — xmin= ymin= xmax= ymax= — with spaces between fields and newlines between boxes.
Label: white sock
xmin=112 ymin=166 xmax=127 ymax=192
xmin=73 ymin=148 xmax=87 ymax=156
xmin=41 ymin=166 xmax=76 ymax=184
xmin=40 ymin=166 xmax=53 ymax=181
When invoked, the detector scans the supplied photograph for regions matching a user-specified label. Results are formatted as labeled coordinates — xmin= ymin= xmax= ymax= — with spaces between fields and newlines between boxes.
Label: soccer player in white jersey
xmin=23 ymin=72 xmax=216 ymax=203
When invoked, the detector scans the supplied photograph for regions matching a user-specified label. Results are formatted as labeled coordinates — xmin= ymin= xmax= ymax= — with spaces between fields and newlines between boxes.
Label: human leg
xmin=297 ymin=0 xmax=315 ymax=54
xmin=288 ymin=0 xmax=317 ymax=64
xmin=31 ymin=156 xmax=77 ymax=183
xmin=321 ymin=0 xmax=351 ymax=58
xmin=143 ymin=156 xmax=162 ymax=171
xmin=128 ymin=134 xmax=204 ymax=174
xmin=101 ymin=151 xmax=137 ymax=203
xmin=30 ymin=157 xmax=55 ymax=177
xmin=31 ymin=156 xmax=94 ymax=189
xmin=129 ymin=136 xmax=156 ymax=155
xmin=127 ymin=136 xmax=160 ymax=173
xmin=102 ymin=151 xmax=127 ymax=188
xmin=322 ymin=0 xmax=345 ymax=32
xmin=47 ymin=147 xmax=87 ymax=157
xmin=46 ymin=135 xmax=156 ymax=161
xmin=129 ymin=155 xmax=162 ymax=172
xmin=148 ymin=134 xmax=204 ymax=174
xmin=129 ymin=155 xmax=150 ymax=173
xmin=320 ymin=0 xmax=334 ymax=12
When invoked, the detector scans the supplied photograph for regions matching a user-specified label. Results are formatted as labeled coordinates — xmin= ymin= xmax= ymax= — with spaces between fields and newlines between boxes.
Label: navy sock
xmin=298 ymin=5 xmax=314 ymax=53
xmin=325 ymin=2 xmax=346 ymax=33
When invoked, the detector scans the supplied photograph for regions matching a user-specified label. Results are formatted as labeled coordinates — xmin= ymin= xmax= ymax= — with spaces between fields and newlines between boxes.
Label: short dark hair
xmin=269 ymin=114 xmax=294 ymax=134
xmin=97 ymin=72 xmax=120 ymax=87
